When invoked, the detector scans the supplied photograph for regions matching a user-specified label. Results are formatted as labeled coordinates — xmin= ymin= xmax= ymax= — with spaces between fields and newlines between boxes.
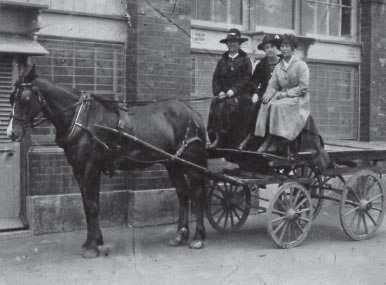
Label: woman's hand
xmin=226 ymin=89 xmax=234 ymax=97
xmin=276 ymin=92 xmax=288 ymax=100
xmin=218 ymin=91 xmax=226 ymax=99
xmin=262 ymin=93 xmax=272 ymax=104
xmin=252 ymin=93 xmax=259 ymax=104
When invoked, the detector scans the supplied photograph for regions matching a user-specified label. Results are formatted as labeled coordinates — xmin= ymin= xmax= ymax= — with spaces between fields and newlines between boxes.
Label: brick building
xmin=0 ymin=0 xmax=385 ymax=234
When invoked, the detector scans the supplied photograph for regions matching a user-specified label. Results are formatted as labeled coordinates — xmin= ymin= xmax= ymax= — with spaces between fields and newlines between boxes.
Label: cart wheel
xmin=206 ymin=179 xmax=251 ymax=233
xmin=293 ymin=166 xmax=324 ymax=220
xmin=340 ymin=170 xmax=385 ymax=241
xmin=267 ymin=182 xmax=313 ymax=248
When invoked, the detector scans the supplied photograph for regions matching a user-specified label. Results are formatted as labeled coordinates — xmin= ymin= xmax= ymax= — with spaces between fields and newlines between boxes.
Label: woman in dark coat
xmin=207 ymin=28 xmax=252 ymax=149
xmin=238 ymin=34 xmax=282 ymax=150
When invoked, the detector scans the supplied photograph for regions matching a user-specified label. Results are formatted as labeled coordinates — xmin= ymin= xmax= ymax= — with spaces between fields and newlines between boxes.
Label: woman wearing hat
xmin=207 ymin=28 xmax=252 ymax=149
xmin=238 ymin=34 xmax=282 ymax=150
xmin=254 ymin=34 xmax=310 ymax=154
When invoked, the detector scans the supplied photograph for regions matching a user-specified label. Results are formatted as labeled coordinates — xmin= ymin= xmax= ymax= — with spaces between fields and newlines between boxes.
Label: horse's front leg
xmin=74 ymin=162 xmax=105 ymax=258
xmin=166 ymin=165 xmax=190 ymax=246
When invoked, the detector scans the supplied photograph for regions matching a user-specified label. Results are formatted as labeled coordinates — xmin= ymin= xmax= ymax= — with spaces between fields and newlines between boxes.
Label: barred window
xmin=309 ymin=63 xmax=359 ymax=139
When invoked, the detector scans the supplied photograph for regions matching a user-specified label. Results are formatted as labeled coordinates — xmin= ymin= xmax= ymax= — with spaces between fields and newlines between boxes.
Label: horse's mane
xmin=37 ymin=78 xmax=120 ymax=114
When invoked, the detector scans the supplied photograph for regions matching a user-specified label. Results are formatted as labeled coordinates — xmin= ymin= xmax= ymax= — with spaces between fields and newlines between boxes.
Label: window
xmin=192 ymin=0 xmax=243 ymax=25
xmin=301 ymin=0 xmax=355 ymax=38
xmin=308 ymin=63 xmax=358 ymax=139
xmin=254 ymin=0 xmax=295 ymax=30
xmin=34 ymin=37 xmax=125 ymax=101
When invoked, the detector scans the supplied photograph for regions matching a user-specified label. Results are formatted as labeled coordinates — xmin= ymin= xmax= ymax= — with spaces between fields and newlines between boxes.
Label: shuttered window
xmin=0 ymin=56 xmax=13 ymax=143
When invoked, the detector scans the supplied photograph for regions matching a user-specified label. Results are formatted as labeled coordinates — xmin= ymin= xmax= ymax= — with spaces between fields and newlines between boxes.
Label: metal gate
xmin=0 ymin=55 xmax=22 ymax=230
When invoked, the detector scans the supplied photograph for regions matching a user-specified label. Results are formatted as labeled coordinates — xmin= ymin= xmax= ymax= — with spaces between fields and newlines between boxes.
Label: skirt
xmin=254 ymin=93 xmax=310 ymax=141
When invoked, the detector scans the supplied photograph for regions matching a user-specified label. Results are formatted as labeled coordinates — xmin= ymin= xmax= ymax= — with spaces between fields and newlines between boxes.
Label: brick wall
xmin=360 ymin=0 xmax=386 ymax=141
xmin=126 ymin=0 xmax=191 ymax=101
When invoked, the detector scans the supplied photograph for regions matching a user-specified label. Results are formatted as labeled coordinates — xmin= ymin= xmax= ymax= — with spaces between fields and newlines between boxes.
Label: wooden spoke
xmin=276 ymin=198 xmax=288 ymax=211
xmin=211 ymin=193 xmax=225 ymax=201
xmin=362 ymin=213 xmax=368 ymax=235
xmin=293 ymin=189 xmax=301 ymax=208
xmin=232 ymin=208 xmax=241 ymax=221
xmin=294 ymin=220 xmax=305 ymax=233
xmin=349 ymin=211 xmax=359 ymax=229
xmin=367 ymin=194 xmax=384 ymax=203
xmin=356 ymin=212 xmax=361 ymax=234
xmin=215 ymin=209 xmax=226 ymax=225
xmin=297 ymin=208 xmax=311 ymax=214
xmin=278 ymin=222 xmax=289 ymax=244
xmin=210 ymin=207 xmax=224 ymax=217
xmin=299 ymin=217 xmax=310 ymax=223
xmin=273 ymin=220 xmax=287 ymax=235
xmin=272 ymin=209 xmax=286 ymax=216
xmin=343 ymin=206 xmax=359 ymax=217
xmin=272 ymin=216 xmax=286 ymax=224
xmin=364 ymin=210 xmax=377 ymax=226
xmin=229 ymin=210 xmax=235 ymax=227
xmin=295 ymin=198 xmax=308 ymax=210
xmin=223 ymin=211 xmax=229 ymax=229
xmin=369 ymin=206 xmax=383 ymax=212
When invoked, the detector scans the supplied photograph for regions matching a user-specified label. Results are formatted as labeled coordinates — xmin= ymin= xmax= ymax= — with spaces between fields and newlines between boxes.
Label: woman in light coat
xmin=255 ymin=34 xmax=310 ymax=153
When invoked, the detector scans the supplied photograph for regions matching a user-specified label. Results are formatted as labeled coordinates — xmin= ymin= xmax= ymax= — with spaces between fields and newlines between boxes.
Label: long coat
xmin=212 ymin=49 xmax=252 ymax=97
xmin=207 ymin=49 xmax=252 ymax=146
xmin=254 ymin=55 xmax=310 ymax=141
xmin=251 ymin=55 xmax=282 ymax=97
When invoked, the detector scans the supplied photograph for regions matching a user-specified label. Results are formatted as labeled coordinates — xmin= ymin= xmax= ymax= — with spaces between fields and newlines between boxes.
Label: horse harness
xmin=13 ymin=82 xmax=203 ymax=166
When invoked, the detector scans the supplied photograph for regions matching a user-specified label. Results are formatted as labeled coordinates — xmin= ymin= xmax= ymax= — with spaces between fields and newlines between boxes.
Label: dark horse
xmin=7 ymin=65 xmax=208 ymax=258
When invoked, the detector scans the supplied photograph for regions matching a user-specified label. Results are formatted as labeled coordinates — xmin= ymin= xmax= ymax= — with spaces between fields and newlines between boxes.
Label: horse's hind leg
xmin=166 ymin=164 xmax=190 ymax=246
xmin=185 ymin=169 xmax=206 ymax=249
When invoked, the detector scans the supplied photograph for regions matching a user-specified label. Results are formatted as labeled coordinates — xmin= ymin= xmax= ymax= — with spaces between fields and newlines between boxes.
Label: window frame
xmin=300 ymin=0 xmax=358 ymax=42
xmin=191 ymin=0 xmax=249 ymax=31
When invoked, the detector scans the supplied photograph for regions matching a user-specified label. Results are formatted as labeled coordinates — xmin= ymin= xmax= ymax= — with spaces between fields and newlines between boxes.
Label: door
xmin=0 ymin=55 xmax=23 ymax=230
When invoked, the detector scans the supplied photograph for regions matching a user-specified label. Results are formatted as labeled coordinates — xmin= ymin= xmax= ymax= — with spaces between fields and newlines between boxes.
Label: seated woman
xmin=254 ymin=34 xmax=310 ymax=154
xmin=238 ymin=34 xmax=282 ymax=150
xmin=207 ymin=28 xmax=252 ymax=149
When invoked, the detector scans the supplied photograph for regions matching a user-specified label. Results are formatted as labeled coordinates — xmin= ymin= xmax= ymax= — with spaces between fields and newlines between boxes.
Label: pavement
xmin=1 ymin=206 xmax=386 ymax=285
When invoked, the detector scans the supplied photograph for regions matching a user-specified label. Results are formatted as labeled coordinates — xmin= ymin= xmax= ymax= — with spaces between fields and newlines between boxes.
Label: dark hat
xmin=257 ymin=34 xmax=281 ymax=50
xmin=220 ymin=28 xmax=248 ymax=44
xmin=280 ymin=34 xmax=298 ymax=49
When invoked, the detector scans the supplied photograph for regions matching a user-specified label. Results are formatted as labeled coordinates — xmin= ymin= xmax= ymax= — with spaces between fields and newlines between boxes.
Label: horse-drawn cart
xmin=205 ymin=141 xmax=386 ymax=248
xmin=95 ymin=124 xmax=386 ymax=249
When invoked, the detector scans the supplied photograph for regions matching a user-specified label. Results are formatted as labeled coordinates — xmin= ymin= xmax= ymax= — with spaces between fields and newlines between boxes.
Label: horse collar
xmin=55 ymin=91 xmax=91 ymax=147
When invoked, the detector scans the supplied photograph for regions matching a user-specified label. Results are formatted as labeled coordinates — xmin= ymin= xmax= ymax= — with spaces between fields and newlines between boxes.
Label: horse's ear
xmin=23 ymin=64 xmax=37 ymax=83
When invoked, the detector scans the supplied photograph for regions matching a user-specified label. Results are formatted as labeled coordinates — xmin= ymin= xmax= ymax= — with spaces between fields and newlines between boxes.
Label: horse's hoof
xmin=189 ymin=240 xmax=204 ymax=249
xmin=82 ymin=248 xmax=99 ymax=259
xmin=168 ymin=238 xmax=187 ymax=247
xmin=97 ymin=245 xmax=110 ymax=257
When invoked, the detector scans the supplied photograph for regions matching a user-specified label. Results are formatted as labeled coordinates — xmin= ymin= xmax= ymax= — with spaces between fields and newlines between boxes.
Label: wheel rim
xmin=340 ymin=170 xmax=385 ymax=240
xmin=267 ymin=182 xmax=313 ymax=248
xmin=206 ymin=179 xmax=251 ymax=233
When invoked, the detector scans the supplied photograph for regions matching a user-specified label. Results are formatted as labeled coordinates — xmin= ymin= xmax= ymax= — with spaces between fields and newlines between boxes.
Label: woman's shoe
xmin=257 ymin=135 xmax=272 ymax=153
xmin=238 ymin=134 xmax=252 ymax=150
xmin=207 ymin=132 xmax=220 ymax=149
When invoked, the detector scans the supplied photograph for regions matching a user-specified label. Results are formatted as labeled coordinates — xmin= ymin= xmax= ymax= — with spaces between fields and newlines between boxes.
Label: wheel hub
xmin=359 ymin=199 xmax=370 ymax=211
xmin=286 ymin=208 xmax=299 ymax=220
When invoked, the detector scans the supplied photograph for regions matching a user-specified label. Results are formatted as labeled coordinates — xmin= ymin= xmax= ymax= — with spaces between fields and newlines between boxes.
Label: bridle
xmin=9 ymin=81 xmax=82 ymax=130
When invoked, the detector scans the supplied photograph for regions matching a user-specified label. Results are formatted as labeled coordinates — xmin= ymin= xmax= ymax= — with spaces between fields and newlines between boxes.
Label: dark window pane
xmin=302 ymin=1 xmax=316 ymax=34
xmin=317 ymin=3 xmax=328 ymax=35
xmin=329 ymin=4 xmax=340 ymax=36
xmin=213 ymin=0 xmax=227 ymax=22
xmin=341 ymin=7 xmax=351 ymax=37
xmin=255 ymin=0 xmax=294 ymax=29
xmin=194 ymin=0 xmax=211 ymax=21
xmin=230 ymin=0 xmax=243 ymax=24
xmin=342 ymin=0 xmax=351 ymax=6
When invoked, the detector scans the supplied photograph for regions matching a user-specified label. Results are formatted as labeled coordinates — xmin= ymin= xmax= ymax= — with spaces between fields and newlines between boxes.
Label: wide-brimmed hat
xmin=280 ymin=34 xmax=298 ymax=49
xmin=220 ymin=28 xmax=248 ymax=44
xmin=257 ymin=34 xmax=281 ymax=50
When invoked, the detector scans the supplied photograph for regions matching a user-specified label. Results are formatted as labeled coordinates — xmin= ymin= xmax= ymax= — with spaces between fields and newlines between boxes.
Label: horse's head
xmin=7 ymin=64 xmax=45 ymax=141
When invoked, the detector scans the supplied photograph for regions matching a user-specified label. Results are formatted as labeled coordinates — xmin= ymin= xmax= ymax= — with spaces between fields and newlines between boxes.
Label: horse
xmin=6 ymin=64 xmax=208 ymax=258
